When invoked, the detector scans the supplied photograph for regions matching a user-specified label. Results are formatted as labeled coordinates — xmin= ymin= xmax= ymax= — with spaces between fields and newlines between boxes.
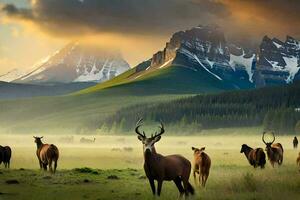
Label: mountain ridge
xmin=81 ymin=25 xmax=299 ymax=95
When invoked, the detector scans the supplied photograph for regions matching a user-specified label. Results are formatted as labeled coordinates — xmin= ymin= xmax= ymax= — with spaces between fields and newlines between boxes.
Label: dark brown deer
xmin=0 ymin=145 xmax=11 ymax=168
xmin=293 ymin=136 xmax=298 ymax=149
xmin=240 ymin=144 xmax=266 ymax=169
xmin=0 ymin=146 xmax=4 ymax=166
xmin=262 ymin=132 xmax=283 ymax=167
xmin=192 ymin=147 xmax=211 ymax=187
xmin=34 ymin=136 xmax=59 ymax=173
xmin=136 ymin=119 xmax=194 ymax=197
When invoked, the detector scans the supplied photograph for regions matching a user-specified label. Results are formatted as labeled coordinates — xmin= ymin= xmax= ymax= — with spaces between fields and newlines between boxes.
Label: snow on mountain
xmin=13 ymin=42 xmax=130 ymax=84
xmin=229 ymin=51 xmax=255 ymax=82
xmin=0 ymin=68 xmax=26 ymax=82
xmin=133 ymin=25 xmax=299 ymax=88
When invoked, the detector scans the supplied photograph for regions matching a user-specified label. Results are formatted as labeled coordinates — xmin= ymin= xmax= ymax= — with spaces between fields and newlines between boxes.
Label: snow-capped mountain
xmin=254 ymin=35 xmax=300 ymax=86
xmin=13 ymin=43 xmax=130 ymax=83
xmin=0 ymin=68 xmax=26 ymax=82
xmin=133 ymin=25 xmax=299 ymax=88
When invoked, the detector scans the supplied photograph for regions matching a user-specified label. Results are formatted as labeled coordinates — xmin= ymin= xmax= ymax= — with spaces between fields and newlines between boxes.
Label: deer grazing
xmin=80 ymin=137 xmax=96 ymax=143
xmin=262 ymin=132 xmax=284 ymax=167
xmin=0 ymin=145 xmax=11 ymax=168
xmin=136 ymin=119 xmax=194 ymax=197
xmin=34 ymin=136 xmax=59 ymax=173
xmin=192 ymin=147 xmax=211 ymax=187
xmin=240 ymin=144 xmax=266 ymax=169
xmin=293 ymin=136 xmax=298 ymax=149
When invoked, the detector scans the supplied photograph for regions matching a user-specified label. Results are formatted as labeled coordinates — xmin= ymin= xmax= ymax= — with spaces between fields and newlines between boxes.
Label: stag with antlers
xmin=135 ymin=119 xmax=194 ymax=197
xmin=262 ymin=132 xmax=284 ymax=167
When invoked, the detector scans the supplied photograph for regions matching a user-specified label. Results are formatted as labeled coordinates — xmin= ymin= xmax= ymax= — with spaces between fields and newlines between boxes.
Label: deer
xmin=80 ymin=137 xmax=96 ymax=143
xmin=297 ymin=152 xmax=300 ymax=171
xmin=293 ymin=136 xmax=298 ymax=149
xmin=34 ymin=136 xmax=59 ymax=173
xmin=191 ymin=147 xmax=211 ymax=187
xmin=262 ymin=132 xmax=284 ymax=167
xmin=240 ymin=144 xmax=266 ymax=169
xmin=135 ymin=119 xmax=194 ymax=197
xmin=0 ymin=145 xmax=11 ymax=168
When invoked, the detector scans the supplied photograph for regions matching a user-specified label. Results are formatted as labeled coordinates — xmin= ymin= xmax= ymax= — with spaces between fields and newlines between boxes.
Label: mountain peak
xmin=11 ymin=43 xmax=130 ymax=84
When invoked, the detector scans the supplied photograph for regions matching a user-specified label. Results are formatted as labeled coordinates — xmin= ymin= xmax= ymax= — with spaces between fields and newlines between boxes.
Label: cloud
xmin=1 ymin=0 xmax=230 ymax=37
xmin=1 ymin=0 xmax=299 ymax=68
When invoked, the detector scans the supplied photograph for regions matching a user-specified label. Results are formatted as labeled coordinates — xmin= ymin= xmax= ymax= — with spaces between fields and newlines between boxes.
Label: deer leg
xmin=148 ymin=178 xmax=155 ymax=195
xmin=157 ymin=180 xmax=163 ymax=196
xmin=54 ymin=160 xmax=58 ymax=173
xmin=173 ymin=177 xmax=184 ymax=197
xmin=182 ymin=179 xmax=190 ymax=196
xmin=193 ymin=170 xmax=197 ymax=185
xmin=39 ymin=160 xmax=43 ymax=169
xmin=48 ymin=159 xmax=53 ymax=173
xmin=203 ymin=173 xmax=209 ymax=187
xmin=43 ymin=163 xmax=47 ymax=171
xmin=199 ymin=171 xmax=202 ymax=187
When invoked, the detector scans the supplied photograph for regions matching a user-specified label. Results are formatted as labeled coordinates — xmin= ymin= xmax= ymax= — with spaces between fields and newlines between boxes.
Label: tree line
xmin=102 ymin=81 xmax=300 ymax=134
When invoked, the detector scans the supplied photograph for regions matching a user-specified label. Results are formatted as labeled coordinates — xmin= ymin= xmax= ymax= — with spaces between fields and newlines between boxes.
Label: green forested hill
xmin=104 ymin=81 xmax=300 ymax=134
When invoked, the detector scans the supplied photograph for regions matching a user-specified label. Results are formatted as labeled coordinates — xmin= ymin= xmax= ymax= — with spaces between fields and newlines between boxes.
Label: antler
xmin=262 ymin=131 xmax=267 ymax=145
xmin=152 ymin=121 xmax=165 ymax=139
xmin=135 ymin=118 xmax=146 ymax=138
xmin=270 ymin=132 xmax=275 ymax=144
xmin=262 ymin=131 xmax=275 ymax=144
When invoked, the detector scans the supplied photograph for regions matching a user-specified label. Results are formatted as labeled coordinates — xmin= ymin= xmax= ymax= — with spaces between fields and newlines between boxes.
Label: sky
xmin=0 ymin=0 xmax=299 ymax=74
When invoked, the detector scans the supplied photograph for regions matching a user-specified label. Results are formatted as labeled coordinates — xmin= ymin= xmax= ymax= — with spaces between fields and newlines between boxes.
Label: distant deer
xmin=34 ymin=136 xmax=59 ymax=173
xmin=262 ymin=132 xmax=284 ymax=167
xmin=80 ymin=137 xmax=96 ymax=143
xmin=136 ymin=119 xmax=194 ymax=197
xmin=0 ymin=145 xmax=11 ymax=168
xmin=240 ymin=144 xmax=266 ymax=169
xmin=293 ymin=136 xmax=298 ymax=149
xmin=192 ymin=147 xmax=211 ymax=187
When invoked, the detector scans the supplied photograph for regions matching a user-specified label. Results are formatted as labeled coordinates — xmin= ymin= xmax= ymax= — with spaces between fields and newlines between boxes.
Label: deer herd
xmin=0 ymin=120 xmax=300 ymax=197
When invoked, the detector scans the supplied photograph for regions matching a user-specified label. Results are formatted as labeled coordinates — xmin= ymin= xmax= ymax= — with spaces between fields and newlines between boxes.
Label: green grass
xmin=78 ymin=65 xmax=234 ymax=96
xmin=0 ymin=133 xmax=300 ymax=200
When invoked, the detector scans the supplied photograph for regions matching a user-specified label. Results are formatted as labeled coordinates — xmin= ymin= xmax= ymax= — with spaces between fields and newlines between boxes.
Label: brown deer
xmin=192 ymin=147 xmax=211 ymax=187
xmin=293 ymin=136 xmax=298 ymax=149
xmin=297 ymin=152 xmax=300 ymax=171
xmin=0 ymin=145 xmax=11 ymax=168
xmin=34 ymin=136 xmax=59 ymax=173
xmin=240 ymin=144 xmax=266 ymax=169
xmin=262 ymin=132 xmax=283 ymax=167
xmin=136 ymin=119 xmax=194 ymax=197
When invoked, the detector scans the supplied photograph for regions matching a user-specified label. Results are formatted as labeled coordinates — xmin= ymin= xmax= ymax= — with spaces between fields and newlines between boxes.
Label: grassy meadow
xmin=0 ymin=129 xmax=300 ymax=200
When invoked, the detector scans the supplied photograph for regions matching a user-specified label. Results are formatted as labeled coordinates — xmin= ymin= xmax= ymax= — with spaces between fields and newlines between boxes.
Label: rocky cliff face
xmin=143 ymin=25 xmax=299 ymax=88
xmin=253 ymin=35 xmax=300 ymax=86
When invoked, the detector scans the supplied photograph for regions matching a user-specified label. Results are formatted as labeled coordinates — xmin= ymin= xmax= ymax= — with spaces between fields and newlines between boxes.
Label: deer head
xmin=136 ymin=118 xmax=165 ymax=154
xmin=262 ymin=131 xmax=275 ymax=150
xmin=192 ymin=147 xmax=205 ymax=156
xmin=33 ymin=136 xmax=43 ymax=144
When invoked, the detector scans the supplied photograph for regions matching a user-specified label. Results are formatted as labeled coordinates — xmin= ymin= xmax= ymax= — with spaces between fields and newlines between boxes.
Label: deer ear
xmin=192 ymin=147 xmax=196 ymax=151
xmin=200 ymin=147 xmax=206 ymax=151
